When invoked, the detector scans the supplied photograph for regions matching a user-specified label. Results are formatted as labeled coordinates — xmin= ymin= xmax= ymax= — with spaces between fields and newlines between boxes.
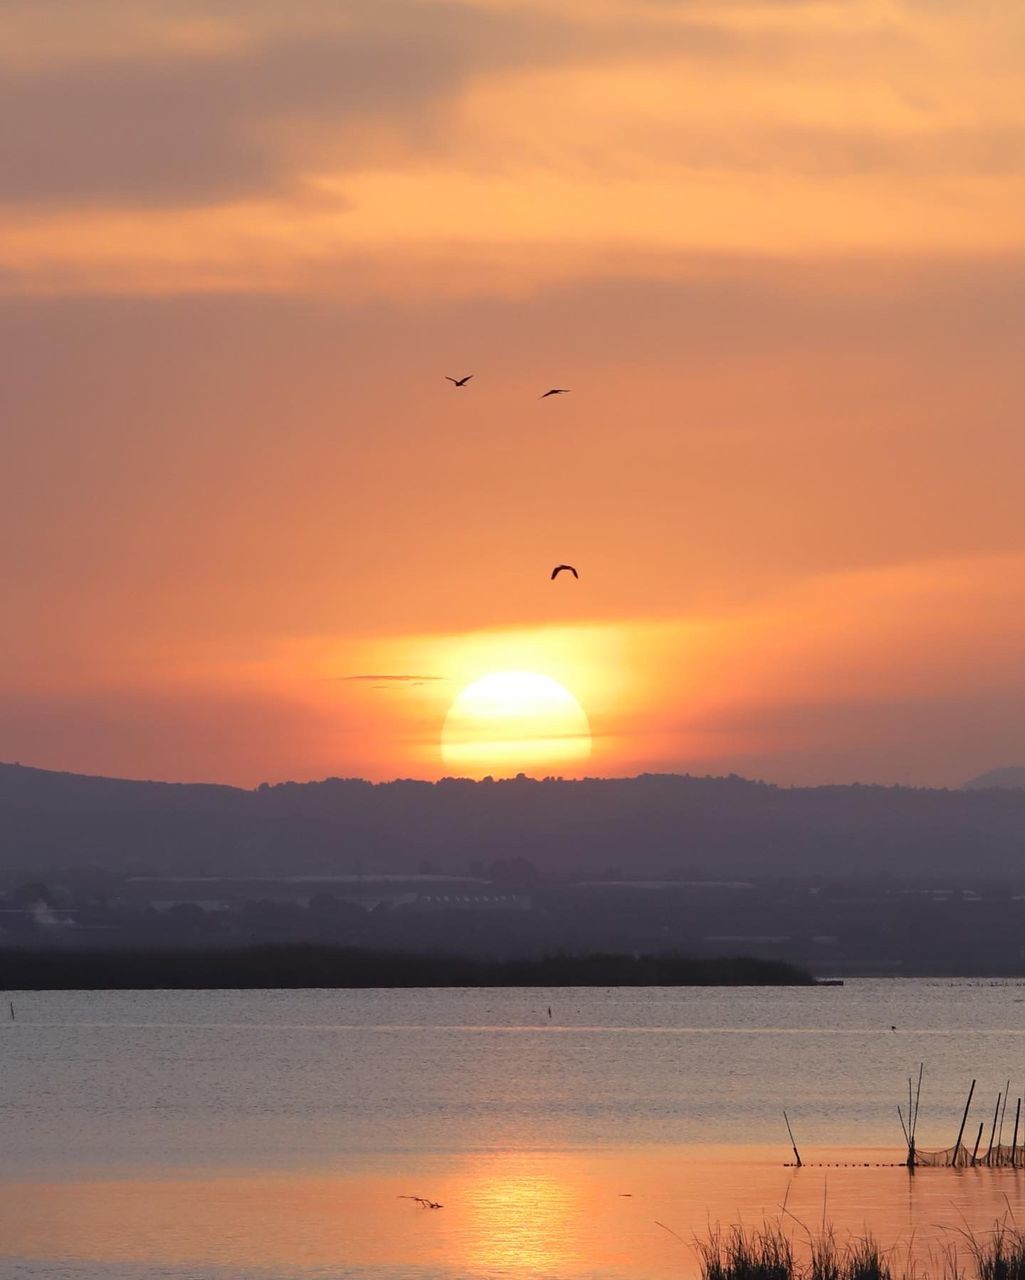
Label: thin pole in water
xmin=906 ymin=1064 xmax=924 ymax=1168
xmin=912 ymin=1063 xmax=924 ymax=1143
xmin=898 ymin=1105 xmax=910 ymax=1147
xmin=971 ymin=1121 xmax=985 ymax=1167
xmin=1012 ymin=1097 xmax=1022 ymax=1169
xmin=899 ymin=1106 xmax=914 ymax=1169
xmin=784 ymin=1111 xmax=802 ymax=1168
xmin=953 ymin=1079 xmax=976 ymax=1160
xmin=998 ymin=1079 xmax=1010 ymax=1156
xmin=908 ymin=1076 xmax=914 ymax=1139
xmin=985 ymin=1092 xmax=1002 ymax=1166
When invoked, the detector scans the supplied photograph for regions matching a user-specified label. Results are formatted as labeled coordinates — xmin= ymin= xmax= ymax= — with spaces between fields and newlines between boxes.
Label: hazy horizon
xmin=3 ymin=753 xmax=1021 ymax=794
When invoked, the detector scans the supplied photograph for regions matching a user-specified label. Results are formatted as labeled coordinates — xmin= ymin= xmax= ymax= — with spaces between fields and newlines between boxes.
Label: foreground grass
xmin=967 ymin=1224 xmax=1025 ymax=1280
xmin=697 ymin=1219 xmax=1025 ymax=1280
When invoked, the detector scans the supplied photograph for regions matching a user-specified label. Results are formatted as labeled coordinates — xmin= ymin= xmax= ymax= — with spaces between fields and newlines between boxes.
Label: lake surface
xmin=2 ymin=980 xmax=1025 ymax=1279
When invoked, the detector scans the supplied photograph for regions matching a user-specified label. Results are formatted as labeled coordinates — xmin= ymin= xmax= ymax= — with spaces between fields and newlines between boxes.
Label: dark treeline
xmin=0 ymin=946 xmax=815 ymax=990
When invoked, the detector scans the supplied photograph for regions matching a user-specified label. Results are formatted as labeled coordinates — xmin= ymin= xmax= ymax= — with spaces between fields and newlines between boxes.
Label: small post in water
xmin=784 ymin=1110 xmax=802 ymax=1168
xmin=986 ymin=1092 xmax=1002 ymax=1166
xmin=1012 ymin=1098 xmax=1022 ymax=1169
xmin=953 ymin=1079 xmax=976 ymax=1162
xmin=898 ymin=1105 xmax=910 ymax=1147
xmin=997 ymin=1080 xmax=1011 ymax=1157
xmin=906 ymin=1064 xmax=924 ymax=1169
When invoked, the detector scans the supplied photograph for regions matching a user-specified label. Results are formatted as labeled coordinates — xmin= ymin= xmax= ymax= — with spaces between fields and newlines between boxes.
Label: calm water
xmin=2 ymin=980 xmax=1025 ymax=1278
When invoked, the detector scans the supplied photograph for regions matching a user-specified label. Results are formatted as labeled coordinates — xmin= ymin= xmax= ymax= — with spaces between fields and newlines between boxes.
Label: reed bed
xmin=698 ymin=1224 xmax=795 ymax=1280
xmin=695 ymin=1219 xmax=1025 ymax=1280
xmin=964 ymin=1223 xmax=1025 ymax=1280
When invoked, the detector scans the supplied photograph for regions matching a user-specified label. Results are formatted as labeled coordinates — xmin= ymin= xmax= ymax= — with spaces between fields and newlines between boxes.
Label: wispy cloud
xmin=339 ymin=674 xmax=447 ymax=688
xmin=0 ymin=3 xmax=767 ymax=210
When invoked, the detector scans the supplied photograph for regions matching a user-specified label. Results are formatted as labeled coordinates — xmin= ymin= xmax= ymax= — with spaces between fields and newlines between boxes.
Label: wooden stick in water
xmin=1011 ymin=1097 xmax=1021 ymax=1169
xmin=953 ymin=1079 xmax=976 ymax=1158
xmin=985 ymin=1092 xmax=1002 ymax=1166
xmin=906 ymin=1063 xmax=923 ymax=1166
xmin=912 ymin=1063 xmax=924 ymax=1144
xmin=908 ymin=1076 xmax=914 ymax=1142
xmin=784 ymin=1110 xmax=802 ymax=1168
xmin=901 ymin=1107 xmax=916 ymax=1169
xmin=971 ymin=1121 xmax=985 ymax=1167
xmin=998 ymin=1079 xmax=1010 ymax=1155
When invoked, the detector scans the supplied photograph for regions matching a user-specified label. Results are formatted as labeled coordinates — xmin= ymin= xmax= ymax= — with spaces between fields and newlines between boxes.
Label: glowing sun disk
xmin=441 ymin=670 xmax=591 ymax=777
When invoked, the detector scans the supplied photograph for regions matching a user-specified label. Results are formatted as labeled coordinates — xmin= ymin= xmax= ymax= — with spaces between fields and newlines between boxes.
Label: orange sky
xmin=2 ymin=0 xmax=1025 ymax=787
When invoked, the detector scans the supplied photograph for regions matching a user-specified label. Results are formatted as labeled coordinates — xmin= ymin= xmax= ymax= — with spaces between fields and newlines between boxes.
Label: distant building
xmin=407 ymin=892 xmax=532 ymax=913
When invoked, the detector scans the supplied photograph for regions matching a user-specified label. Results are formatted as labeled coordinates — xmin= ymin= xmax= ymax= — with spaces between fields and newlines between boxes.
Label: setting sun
xmin=441 ymin=671 xmax=591 ymax=777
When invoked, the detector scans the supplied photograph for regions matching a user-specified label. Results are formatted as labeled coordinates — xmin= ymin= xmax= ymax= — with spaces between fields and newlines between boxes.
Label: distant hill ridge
xmin=964 ymin=767 xmax=1025 ymax=791
xmin=3 ymin=761 xmax=1025 ymax=879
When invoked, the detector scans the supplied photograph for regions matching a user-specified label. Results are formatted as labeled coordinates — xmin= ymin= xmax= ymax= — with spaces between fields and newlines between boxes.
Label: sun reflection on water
xmin=460 ymin=1165 xmax=580 ymax=1274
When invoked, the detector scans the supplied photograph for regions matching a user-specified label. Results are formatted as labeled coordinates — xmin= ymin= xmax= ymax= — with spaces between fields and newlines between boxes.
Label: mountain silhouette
xmin=4 ymin=761 xmax=1025 ymax=880
xmin=964 ymin=766 xmax=1025 ymax=790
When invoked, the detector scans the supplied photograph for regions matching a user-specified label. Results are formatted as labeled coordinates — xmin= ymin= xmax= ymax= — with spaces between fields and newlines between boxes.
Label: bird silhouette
xmin=551 ymin=564 xmax=578 ymax=580
xmin=445 ymin=375 xmax=473 ymax=386
xmin=539 ymin=388 xmax=570 ymax=398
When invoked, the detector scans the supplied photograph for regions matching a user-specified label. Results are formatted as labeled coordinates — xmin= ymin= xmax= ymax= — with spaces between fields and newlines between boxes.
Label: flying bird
xmin=539 ymin=388 xmax=570 ymax=398
xmin=551 ymin=564 xmax=578 ymax=580
xmin=446 ymin=375 xmax=473 ymax=387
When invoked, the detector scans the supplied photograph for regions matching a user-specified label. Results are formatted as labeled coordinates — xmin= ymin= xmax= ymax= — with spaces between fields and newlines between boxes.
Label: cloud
xmin=340 ymin=674 xmax=447 ymax=684
xmin=0 ymin=3 xmax=750 ymax=208
xmin=0 ymin=0 xmax=939 ymax=211
xmin=0 ymin=10 xmax=479 ymax=206
xmin=564 ymin=118 xmax=1025 ymax=181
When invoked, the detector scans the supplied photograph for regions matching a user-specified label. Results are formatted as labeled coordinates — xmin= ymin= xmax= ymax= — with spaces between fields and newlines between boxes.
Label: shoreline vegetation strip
xmin=696 ymin=1218 xmax=1025 ymax=1280
xmin=0 ymin=945 xmax=815 ymax=990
